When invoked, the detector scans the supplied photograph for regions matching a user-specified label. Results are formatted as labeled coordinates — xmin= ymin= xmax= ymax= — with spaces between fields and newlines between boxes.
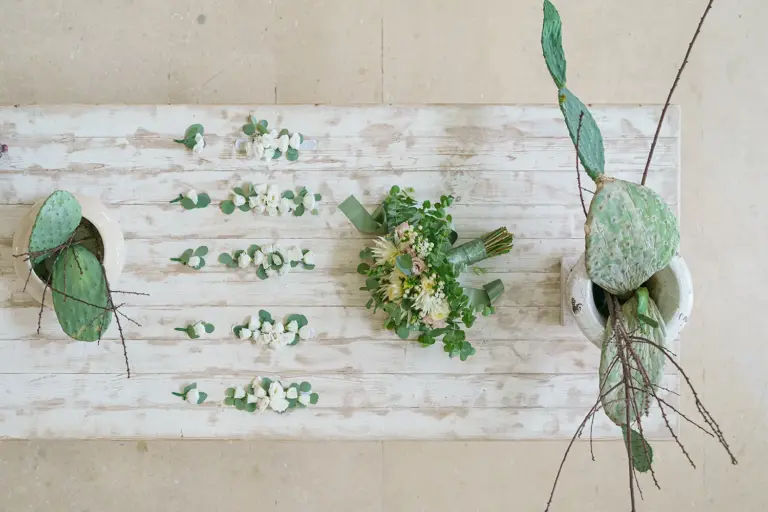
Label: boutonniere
xmin=224 ymin=377 xmax=318 ymax=413
xmin=174 ymin=124 xmax=206 ymax=154
xmin=235 ymin=116 xmax=306 ymax=164
xmin=175 ymin=321 xmax=215 ymax=339
xmin=172 ymin=382 xmax=208 ymax=404
xmin=218 ymin=244 xmax=315 ymax=277
xmin=170 ymin=189 xmax=211 ymax=210
xmin=170 ymin=246 xmax=209 ymax=270
xmin=232 ymin=311 xmax=315 ymax=346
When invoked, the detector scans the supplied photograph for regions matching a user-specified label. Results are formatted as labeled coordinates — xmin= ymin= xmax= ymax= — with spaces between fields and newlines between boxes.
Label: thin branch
xmin=109 ymin=290 xmax=150 ymax=296
xmin=575 ymin=111 xmax=588 ymax=216
xmin=103 ymin=271 xmax=130 ymax=379
xmin=22 ymin=266 xmax=34 ymax=293
xmin=641 ymin=0 xmax=715 ymax=185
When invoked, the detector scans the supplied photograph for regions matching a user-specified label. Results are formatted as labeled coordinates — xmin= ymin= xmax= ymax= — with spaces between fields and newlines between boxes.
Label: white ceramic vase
xmin=12 ymin=194 xmax=125 ymax=306
xmin=565 ymin=252 xmax=694 ymax=348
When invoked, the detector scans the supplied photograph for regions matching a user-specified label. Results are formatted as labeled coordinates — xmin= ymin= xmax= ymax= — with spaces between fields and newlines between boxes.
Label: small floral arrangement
xmin=174 ymin=124 xmax=205 ymax=154
xmin=219 ymin=183 xmax=321 ymax=217
xmin=218 ymin=243 xmax=315 ymax=278
xmin=233 ymin=310 xmax=315 ymax=347
xmin=170 ymin=189 xmax=211 ymax=210
xmin=170 ymin=246 xmax=209 ymax=270
xmin=175 ymin=321 xmax=215 ymax=339
xmin=235 ymin=116 xmax=303 ymax=164
xmin=340 ymin=186 xmax=514 ymax=360
xmin=224 ymin=377 xmax=319 ymax=413
xmin=172 ymin=382 xmax=208 ymax=405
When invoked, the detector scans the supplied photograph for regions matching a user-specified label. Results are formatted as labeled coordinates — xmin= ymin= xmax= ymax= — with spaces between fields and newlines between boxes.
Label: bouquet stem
xmin=446 ymin=227 xmax=513 ymax=270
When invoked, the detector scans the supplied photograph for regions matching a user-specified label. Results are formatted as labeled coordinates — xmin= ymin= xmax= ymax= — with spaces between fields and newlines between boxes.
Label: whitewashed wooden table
xmin=0 ymin=105 xmax=680 ymax=439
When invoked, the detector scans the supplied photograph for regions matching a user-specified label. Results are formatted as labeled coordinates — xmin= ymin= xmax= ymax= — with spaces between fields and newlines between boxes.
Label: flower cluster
xmin=235 ymin=116 xmax=304 ymax=164
xmin=171 ymin=189 xmax=211 ymax=210
xmin=175 ymin=321 xmax=215 ymax=339
xmin=224 ymin=377 xmax=319 ymax=413
xmin=170 ymin=246 xmax=209 ymax=270
xmin=219 ymin=243 xmax=316 ymax=278
xmin=220 ymin=183 xmax=321 ymax=217
xmin=174 ymin=124 xmax=206 ymax=154
xmin=233 ymin=310 xmax=315 ymax=348
xmin=172 ymin=382 xmax=208 ymax=405
xmin=352 ymin=187 xmax=513 ymax=361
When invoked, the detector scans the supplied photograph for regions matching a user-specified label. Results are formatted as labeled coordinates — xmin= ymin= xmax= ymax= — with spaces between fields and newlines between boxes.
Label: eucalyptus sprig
xmin=170 ymin=246 xmax=209 ymax=270
xmin=239 ymin=116 xmax=305 ymax=162
xmin=224 ymin=377 xmax=318 ymax=413
xmin=283 ymin=187 xmax=322 ymax=217
xmin=232 ymin=310 xmax=315 ymax=347
xmin=175 ymin=321 xmax=215 ymax=339
xmin=172 ymin=382 xmax=208 ymax=405
xmin=174 ymin=124 xmax=205 ymax=153
xmin=170 ymin=189 xmax=211 ymax=210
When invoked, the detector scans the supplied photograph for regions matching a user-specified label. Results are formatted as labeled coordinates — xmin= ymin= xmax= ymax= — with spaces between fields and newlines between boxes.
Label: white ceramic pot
xmin=565 ymin=252 xmax=693 ymax=348
xmin=12 ymin=194 xmax=125 ymax=306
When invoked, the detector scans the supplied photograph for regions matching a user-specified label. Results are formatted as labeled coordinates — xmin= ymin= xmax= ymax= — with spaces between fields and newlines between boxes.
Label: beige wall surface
xmin=0 ymin=0 xmax=765 ymax=510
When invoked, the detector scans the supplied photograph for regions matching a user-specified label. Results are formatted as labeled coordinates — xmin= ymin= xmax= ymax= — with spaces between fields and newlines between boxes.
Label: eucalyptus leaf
xmin=204 ymin=323 xmax=215 ymax=334
xmin=220 ymin=200 xmax=236 ymax=215
xmin=314 ymin=193 xmax=322 ymax=201
xmin=256 ymin=265 xmax=268 ymax=279
xmin=299 ymin=382 xmax=311 ymax=393
xmin=180 ymin=249 xmax=193 ymax=264
xmin=238 ymin=203 xmax=250 ymax=212
xmin=395 ymin=254 xmax=413 ymax=276
xmin=183 ymin=383 xmax=197 ymax=394
xmin=357 ymin=263 xmax=371 ymax=274
xmin=311 ymin=209 xmax=318 ymax=215
xmin=396 ymin=326 xmax=410 ymax=340
xmin=180 ymin=197 xmax=196 ymax=210
xmin=259 ymin=310 xmax=273 ymax=323
xmin=247 ymin=245 xmax=261 ymax=258
xmin=196 ymin=194 xmax=211 ymax=208
xmin=282 ymin=190 xmax=295 ymax=200
xmin=224 ymin=397 xmax=234 ymax=406
xmin=186 ymin=325 xmax=198 ymax=339
xmin=195 ymin=246 xmax=209 ymax=257
xmin=225 ymin=388 xmax=235 ymax=398
xmin=246 ymin=402 xmax=257 ymax=413
xmin=309 ymin=393 xmax=319 ymax=405
xmin=197 ymin=392 xmax=208 ymax=404
xmin=303 ymin=263 xmax=315 ymax=270
xmin=285 ymin=314 xmax=308 ymax=328
xmin=286 ymin=148 xmax=299 ymax=161
xmin=234 ymin=398 xmax=246 ymax=411
xmin=279 ymin=128 xmax=290 ymax=137
xmin=218 ymin=253 xmax=233 ymax=265
xmin=273 ymin=149 xmax=282 ymax=159
xmin=294 ymin=204 xmax=306 ymax=217
xmin=243 ymin=124 xmax=256 ymax=136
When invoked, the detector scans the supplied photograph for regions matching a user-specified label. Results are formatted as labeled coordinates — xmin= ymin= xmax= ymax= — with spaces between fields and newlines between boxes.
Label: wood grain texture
xmin=0 ymin=105 xmax=681 ymax=440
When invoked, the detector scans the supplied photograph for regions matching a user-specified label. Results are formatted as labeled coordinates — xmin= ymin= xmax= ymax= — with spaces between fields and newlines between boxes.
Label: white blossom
xmin=233 ymin=385 xmax=246 ymax=399
xmin=271 ymin=254 xmax=283 ymax=266
xmin=270 ymin=396 xmax=290 ymax=413
xmin=246 ymin=393 xmax=259 ymax=404
xmin=302 ymin=193 xmax=316 ymax=211
xmin=298 ymin=393 xmax=311 ymax=406
xmin=281 ymin=332 xmax=296 ymax=346
xmin=261 ymin=129 xmax=278 ymax=148
xmin=277 ymin=265 xmax=289 ymax=276
xmin=254 ymin=183 xmax=269 ymax=195
xmin=237 ymin=252 xmax=252 ymax=268
xmin=257 ymin=397 xmax=270 ymax=412
xmin=192 ymin=133 xmax=205 ymax=154
xmin=238 ymin=327 xmax=252 ymax=340
xmin=286 ymin=320 xmax=299 ymax=333
xmin=253 ymin=383 xmax=267 ymax=398
xmin=254 ymin=142 xmax=265 ymax=159
xmin=186 ymin=388 xmax=200 ymax=404
xmin=284 ymin=246 xmax=303 ymax=263
xmin=186 ymin=189 xmax=199 ymax=205
xmin=187 ymin=255 xmax=201 ymax=268
xmin=263 ymin=147 xmax=275 ymax=162
xmin=248 ymin=195 xmax=261 ymax=209
xmin=298 ymin=325 xmax=315 ymax=340
xmin=275 ymin=322 xmax=285 ymax=334
xmin=268 ymin=381 xmax=286 ymax=399
xmin=252 ymin=250 xmax=265 ymax=266
xmin=233 ymin=194 xmax=246 ymax=207
xmin=289 ymin=132 xmax=302 ymax=149
xmin=302 ymin=250 xmax=316 ymax=266
xmin=266 ymin=205 xmax=278 ymax=217
xmin=192 ymin=321 xmax=206 ymax=338
xmin=261 ymin=244 xmax=276 ymax=254
xmin=266 ymin=185 xmax=281 ymax=207
xmin=247 ymin=315 xmax=261 ymax=331
xmin=278 ymin=197 xmax=294 ymax=216
xmin=266 ymin=267 xmax=278 ymax=278
xmin=286 ymin=387 xmax=299 ymax=400
xmin=277 ymin=134 xmax=290 ymax=153
xmin=261 ymin=321 xmax=273 ymax=333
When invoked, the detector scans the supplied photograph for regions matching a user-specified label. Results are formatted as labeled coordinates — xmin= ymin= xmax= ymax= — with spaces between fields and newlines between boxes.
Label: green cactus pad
xmin=542 ymin=0 xmax=567 ymax=88
xmin=585 ymin=179 xmax=680 ymax=296
xmin=29 ymin=191 xmax=82 ymax=265
xmin=51 ymin=245 xmax=112 ymax=342
xmin=599 ymin=294 xmax=666 ymax=426
xmin=558 ymin=88 xmax=605 ymax=181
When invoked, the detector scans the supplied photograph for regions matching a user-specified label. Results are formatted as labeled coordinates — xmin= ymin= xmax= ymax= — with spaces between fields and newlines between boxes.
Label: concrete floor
xmin=0 ymin=0 xmax=766 ymax=510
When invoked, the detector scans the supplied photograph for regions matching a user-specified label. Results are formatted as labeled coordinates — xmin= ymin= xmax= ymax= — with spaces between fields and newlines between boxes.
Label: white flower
xmin=278 ymin=197 xmax=294 ymax=216
xmin=192 ymin=133 xmax=205 ymax=154
xmin=186 ymin=388 xmax=200 ymax=404
xmin=233 ymin=385 xmax=246 ymax=399
xmin=270 ymin=396 xmax=290 ymax=413
xmin=187 ymin=255 xmax=201 ymax=268
xmin=266 ymin=185 xmax=281 ymax=207
xmin=298 ymin=325 xmax=315 ymax=340
xmin=186 ymin=189 xmax=199 ymax=205
xmin=237 ymin=252 xmax=252 ymax=268
xmin=261 ymin=129 xmax=278 ymax=148
xmin=278 ymin=134 xmax=290 ymax=153
xmin=277 ymin=265 xmax=289 ymax=276
xmin=252 ymin=250 xmax=265 ymax=266
xmin=248 ymin=195 xmax=261 ymax=209
xmin=271 ymin=254 xmax=283 ymax=266
xmin=247 ymin=315 xmax=261 ymax=331
xmin=289 ymin=133 xmax=302 ymax=149
xmin=257 ymin=397 xmax=270 ymax=412
xmin=233 ymin=193 xmax=246 ymax=207
xmin=238 ymin=327 xmax=252 ymax=340
xmin=268 ymin=381 xmax=286 ymax=399
xmin=298 ymin=393 xmax=311 ymax=406
xmin=286 ymin=320 xmax=299 ymax=333
xmin=261 ymin=321 xmax=273 ymax=333
xmin=265 ymin=332 xmax=281 ymax=347
xmin=192 ymin=321 xmax=206 ymax=338
xmin=302 ymin=193 xmax=316 ymax=211
xmin=266 ymin=205 xmax=278 ymax=217
xmin=286 ymin=387 xmax=299 ymax=400
xmin=253 ymin=383 xmax=267 ymax=398
xmin=246 ymin=393 xmax=259 ymax=404
xmin=254 ymin=183 xmax=268 ymax=195
xmin=254 ymin=142 xmax=265 ymax=159
xmin=261 ymin=243 xmax=276 ymax=254
xmin=266 ymin=267 xmax=278 ymax=277
xmin=302 ymin=250 xmax=316 ymax=266
xmin=283 ymin=245 xmax=303 ymax=262
xmin=263 ymin=147 xmax=275 ymax=162
xmin=280 ymin=332 xmax=296 ymax=346
xmin=275 ymin=322 xmax=285 ymax=334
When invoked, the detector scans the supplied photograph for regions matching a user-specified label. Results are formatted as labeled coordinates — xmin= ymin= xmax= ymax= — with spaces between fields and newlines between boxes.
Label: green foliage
xmin=173 ymin=124 xmax=204 ymax=150
xmin=218 ymin=252 xmax=238 ymax=269
xmin=51 ymin=245 xmax=111 ymax=341
xmin=171 ymin=246 xmax=207 ymax=269
xmin=220 ymin=200 xmax=236 ymax=215
xmin=622 ymin=426 xmax=654 ymax=472
xmin=586 ymin=179 xmax=680 ymax=295
xmin=286 ymin=148 xmax=299 ymax=161
xmin=28 ymin=191 xmax=82 ymax=265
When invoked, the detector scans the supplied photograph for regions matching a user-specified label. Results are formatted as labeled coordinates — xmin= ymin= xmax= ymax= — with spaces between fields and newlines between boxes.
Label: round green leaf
xmin=299 ymin=382 xmax=311 ymax=393
xmin=256 ymin=122 xmax=268 ymax=135
xmin=314 ymin=193 xmax=322 ymax=201
xmin=285 ymin=314 xmax=308 ymax=328
xmin=184 ymin=124 xmax=204 ymax=139
xmin=204 ymin=323 xmax=215 ymax=334
xmin=223 ymin=397 xmax=234 ymax=406
xmin=294 ymin=204 xmax=305 ymax=217
xmin=180 ymin=249 xmax=194 ymax=263
xmin=243 ymin=124 xmax=256 ymax=136
xmin=196 ymin=193 xmax=211 ymax=208
xmin=247 ymin=245 xmax=261 ymax=258
xmin=225 ymin=388 xmax=235 ymax=398
xmin=234 ymin=398 xmax=246 ymax=411
xmin=186 ymin=325 xmax=198 ymax=339
xmin=220 ymin=200 xmax=235 ymax=215
xmin=286 ymin=148 xmax=299 ymax=161
xmin=303 ymin=263 xmax=315 ymax=271
xmin=258 ymin=310 xmax=273 ymax=323
xmin=309 ymin=393 xmax=319 ymax=405
xmin=256 ymin=265 xmax=268 ymax=279
xmin=396 ymin=326 xmax=410 ymax=340
xmin=357 ymin=263 xmax=371 ymax=274
xmin=246 ymin=402 xmax=257 ymax=413
xmin=272 ymin=149 xmax=282 ymax=159
xmin=195 ymin=246 xmax=209 ymax=257
xmin=218 ymin=253 xmax=233 ymax=265
xmin=180 ymin=197 xmax=196 ymax=210
xmin=237 ymin=203 xmax=251 ymax=212
xmin=197 ymin=391 xmax=208 ymax=404
xmin=282 ymin=190 xmax=295 ymax=199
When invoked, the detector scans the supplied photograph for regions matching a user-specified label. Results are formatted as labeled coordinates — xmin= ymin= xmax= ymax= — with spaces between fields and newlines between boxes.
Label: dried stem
xmin=641 ymin=0 xmax=715 ymax=185
xmin=574 ymin=111 xmax=588 ymax=216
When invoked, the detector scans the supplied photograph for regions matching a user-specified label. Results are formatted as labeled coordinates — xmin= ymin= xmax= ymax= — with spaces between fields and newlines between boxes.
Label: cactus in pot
xmin=540 ymin=2 xmax=736 ymax=511
xmin=15 ymin=190 xmax=141 ymax=376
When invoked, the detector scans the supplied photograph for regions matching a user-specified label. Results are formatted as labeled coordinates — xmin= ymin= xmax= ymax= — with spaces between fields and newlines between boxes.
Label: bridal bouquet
xmin=340 ymin=186 xmax=513 ymax=360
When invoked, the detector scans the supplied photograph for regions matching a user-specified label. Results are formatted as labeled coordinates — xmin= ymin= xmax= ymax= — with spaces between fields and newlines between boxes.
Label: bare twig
xmin=641 ymin=0 xmax=715 ymax=185
xmin=574 ymin=111 xmax=588 ymax=216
